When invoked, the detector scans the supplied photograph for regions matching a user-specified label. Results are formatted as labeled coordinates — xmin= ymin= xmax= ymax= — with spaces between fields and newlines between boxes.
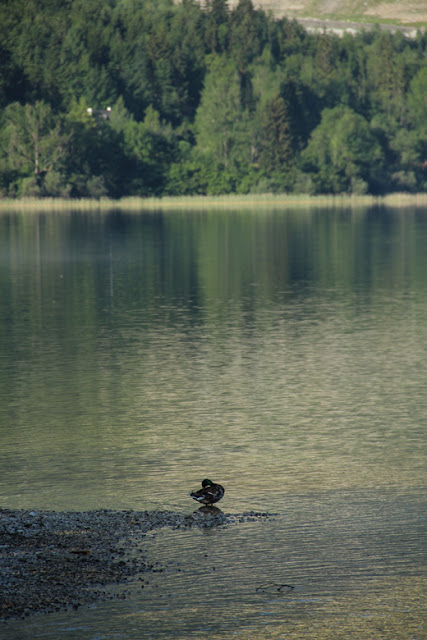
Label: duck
xmin=189 ymin=478 xmax=225 ymax=506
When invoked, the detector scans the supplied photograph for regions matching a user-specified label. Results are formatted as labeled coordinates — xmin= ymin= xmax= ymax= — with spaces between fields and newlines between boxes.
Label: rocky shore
xmin=0 ymin=507 xmax=269 ymax=621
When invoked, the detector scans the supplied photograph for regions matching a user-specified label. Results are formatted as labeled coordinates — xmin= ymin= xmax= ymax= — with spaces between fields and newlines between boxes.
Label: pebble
xmin=0 ymin=507 xmax=274 ymax=621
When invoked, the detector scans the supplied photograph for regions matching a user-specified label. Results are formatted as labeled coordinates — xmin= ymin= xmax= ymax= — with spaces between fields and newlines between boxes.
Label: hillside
xmin=1 ymin=0 xmax=427 ymax=199
xmin=228 ymin=0 xmax=427 ymax=26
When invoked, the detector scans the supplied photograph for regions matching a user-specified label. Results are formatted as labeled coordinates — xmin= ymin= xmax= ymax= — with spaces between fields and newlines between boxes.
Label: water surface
xmin=0 ymin=206 xmax=426 ymax=638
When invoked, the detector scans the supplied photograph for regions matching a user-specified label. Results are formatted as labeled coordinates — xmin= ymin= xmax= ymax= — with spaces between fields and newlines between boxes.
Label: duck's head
xmin=201 ymin=478 xmax=213 ymax=487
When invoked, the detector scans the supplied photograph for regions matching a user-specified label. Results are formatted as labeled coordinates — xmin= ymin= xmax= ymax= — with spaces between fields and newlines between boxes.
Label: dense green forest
xmin=0 ymin=0 xmax=426 ymax=198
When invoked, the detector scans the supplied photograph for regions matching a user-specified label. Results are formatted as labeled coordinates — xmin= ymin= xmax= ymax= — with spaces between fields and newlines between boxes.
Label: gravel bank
xmin=0 ymin=507 xmax=269 ymax=621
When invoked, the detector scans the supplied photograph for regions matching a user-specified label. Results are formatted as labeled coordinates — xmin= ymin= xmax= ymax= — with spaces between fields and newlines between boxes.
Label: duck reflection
xmin=194 ymin=505 xmax=223 ymax=516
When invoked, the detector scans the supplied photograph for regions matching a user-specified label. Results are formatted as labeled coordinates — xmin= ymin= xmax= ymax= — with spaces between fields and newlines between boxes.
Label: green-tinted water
xmin=0 ymin=207 xmax=426 ymax=638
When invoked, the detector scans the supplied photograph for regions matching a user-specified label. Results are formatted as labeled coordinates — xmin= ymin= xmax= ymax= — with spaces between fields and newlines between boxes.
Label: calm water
xmin=0 ymin=206 xmax=426 ymax=639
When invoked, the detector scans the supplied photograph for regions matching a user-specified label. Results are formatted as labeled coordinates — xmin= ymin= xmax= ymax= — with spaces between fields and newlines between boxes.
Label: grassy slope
xmin=228 ymin=1 xmax=427 ymax=27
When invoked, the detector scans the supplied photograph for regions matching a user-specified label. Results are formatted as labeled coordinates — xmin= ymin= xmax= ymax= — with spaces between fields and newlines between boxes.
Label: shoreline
xmin=0 ymin=507 xmax=268 ymax=621
xmin=0 ymin=192 xmax=427 ymax=213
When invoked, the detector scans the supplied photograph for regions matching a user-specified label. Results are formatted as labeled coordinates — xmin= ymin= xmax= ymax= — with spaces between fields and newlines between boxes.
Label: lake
xmin=0 ymin=205 xmax=426 ymax=639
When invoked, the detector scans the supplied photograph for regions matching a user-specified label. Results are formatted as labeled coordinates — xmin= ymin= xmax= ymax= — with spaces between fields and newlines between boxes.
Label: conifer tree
xmin=259 ymin=95 xmax=292 ymax=174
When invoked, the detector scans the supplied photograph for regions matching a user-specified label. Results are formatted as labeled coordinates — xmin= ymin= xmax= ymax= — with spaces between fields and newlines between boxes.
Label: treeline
xmin=0 ymin=0 xmax=426 ymax=198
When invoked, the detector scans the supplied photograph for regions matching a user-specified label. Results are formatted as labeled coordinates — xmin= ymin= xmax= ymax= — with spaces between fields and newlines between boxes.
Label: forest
xmin=0 ymin=0 xmax=426 ymax=198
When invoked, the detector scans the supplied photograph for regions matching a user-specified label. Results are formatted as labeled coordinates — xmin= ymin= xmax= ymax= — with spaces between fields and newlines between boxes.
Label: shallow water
xmin=2 ymin=489 xmax=425 ymax=639
xmin=0 ymin=206 xmax=426 ymax=637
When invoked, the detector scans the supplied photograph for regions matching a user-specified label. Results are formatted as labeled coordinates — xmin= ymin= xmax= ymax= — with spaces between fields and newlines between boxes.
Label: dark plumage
xmin=189 ymin=478 xmax=225 ymax=506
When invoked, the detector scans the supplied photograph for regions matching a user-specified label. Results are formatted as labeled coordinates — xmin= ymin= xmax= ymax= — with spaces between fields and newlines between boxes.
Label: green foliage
xmin=258 ymin=95 xmax=293 ymax=176
xmin=229 ymin=0 xmax=267 ymax=72
xmin=302 ymin=106 xmax=384 ymax=194
xmin=109 ymin=100 xmax=179 ymax=196
xmin=204 ymin=0 xmax=230 ymax=53
xmin=194 ymin=56 xmax=246 ymax=167
xmin=407 ymin=66 xmax=427 ymax=134
xmin=0 ymin=0 xmax=426 ymax=197
xmin=63 ymin=97 xmax=122 ymax=197
xmin=2 ymin=100 xmax=68 ymax=195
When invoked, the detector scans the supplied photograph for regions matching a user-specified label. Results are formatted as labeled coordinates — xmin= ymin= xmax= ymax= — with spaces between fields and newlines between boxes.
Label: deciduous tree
xmin=302 ymin=106 xmax=384 ymax=194
xmin=5 ymin=101 xmax=66 ymax=178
